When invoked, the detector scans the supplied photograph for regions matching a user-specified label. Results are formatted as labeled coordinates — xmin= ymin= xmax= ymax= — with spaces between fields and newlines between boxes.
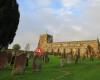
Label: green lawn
xmin=0 ymin=55 xmax=100 ymax=80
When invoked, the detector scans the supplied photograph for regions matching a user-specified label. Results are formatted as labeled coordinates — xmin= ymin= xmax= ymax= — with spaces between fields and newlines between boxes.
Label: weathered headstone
xmin=66 ymin=49 xmax=73 ymax=64
xmin=60 ymin=57 xmax=65 ymax=67
xmin=33 ymin=48 xmax=44 ymax=71
xmin=12 ymin=53 xmax=27 ymax=75
xmin=33 ymin=55 xmax=42 ymax=71
xmin=10 ymin=55 xmax=15 ymax=66
xmin=59 ymin=53 xmax=65 ymax=67
xmin=66 ymin=53 xmax=73 ymax=64
xmin=75 ymin=48 xmax=80 ymax=64
xmin=7 ymin=52 xmax=12 ymax=64
xmin=0 ymin=53 xmax=8 ymax=70
xmin=43 ymin=52 xmax=49 ymax=63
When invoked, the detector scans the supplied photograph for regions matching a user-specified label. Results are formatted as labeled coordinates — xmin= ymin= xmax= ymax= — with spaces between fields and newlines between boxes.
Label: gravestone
xmin=75 ymin=49 xmax=80 ymax=64
xmin=12 ymin=53 xmax=27 ymax=75
xmin=33 ymin=48 xmax=44 ymax=71
xmin=66 ymin=53 xmax=73 ymax=64
xmin=43 ymin=52 xmax=49 ymax=63
xmin=65 ymin=49 xmax=73 ymax=64
xmin=59 ymin=53 xmax=65 ymax=67
xmin=7 ymin=52 xmax=12 ymax=64
xmin=0 ymin=53 xmax=8 ymax=70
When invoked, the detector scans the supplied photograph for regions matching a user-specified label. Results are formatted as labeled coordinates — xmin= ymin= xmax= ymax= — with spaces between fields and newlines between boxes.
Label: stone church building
xmin=38 ymin=34 xmax=100 ymax=57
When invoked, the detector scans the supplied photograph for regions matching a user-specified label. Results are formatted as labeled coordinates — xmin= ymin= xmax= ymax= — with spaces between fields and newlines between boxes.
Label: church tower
xmin=38 ymin=34 xmax=53 ymax=51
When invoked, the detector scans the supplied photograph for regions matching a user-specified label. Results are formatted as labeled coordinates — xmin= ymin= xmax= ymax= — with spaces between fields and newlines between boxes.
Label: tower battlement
xmin=38 ymin=34 xmax=53 ymax=50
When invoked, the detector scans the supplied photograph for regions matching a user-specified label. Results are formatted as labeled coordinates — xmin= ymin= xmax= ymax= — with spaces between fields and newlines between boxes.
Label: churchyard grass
xmin=0 ymin=55 xmax=100 ymax=80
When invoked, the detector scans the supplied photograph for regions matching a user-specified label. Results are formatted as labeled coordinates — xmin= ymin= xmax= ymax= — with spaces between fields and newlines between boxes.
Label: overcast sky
xmin=9 ymin=0 xmax=100 ymax=50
